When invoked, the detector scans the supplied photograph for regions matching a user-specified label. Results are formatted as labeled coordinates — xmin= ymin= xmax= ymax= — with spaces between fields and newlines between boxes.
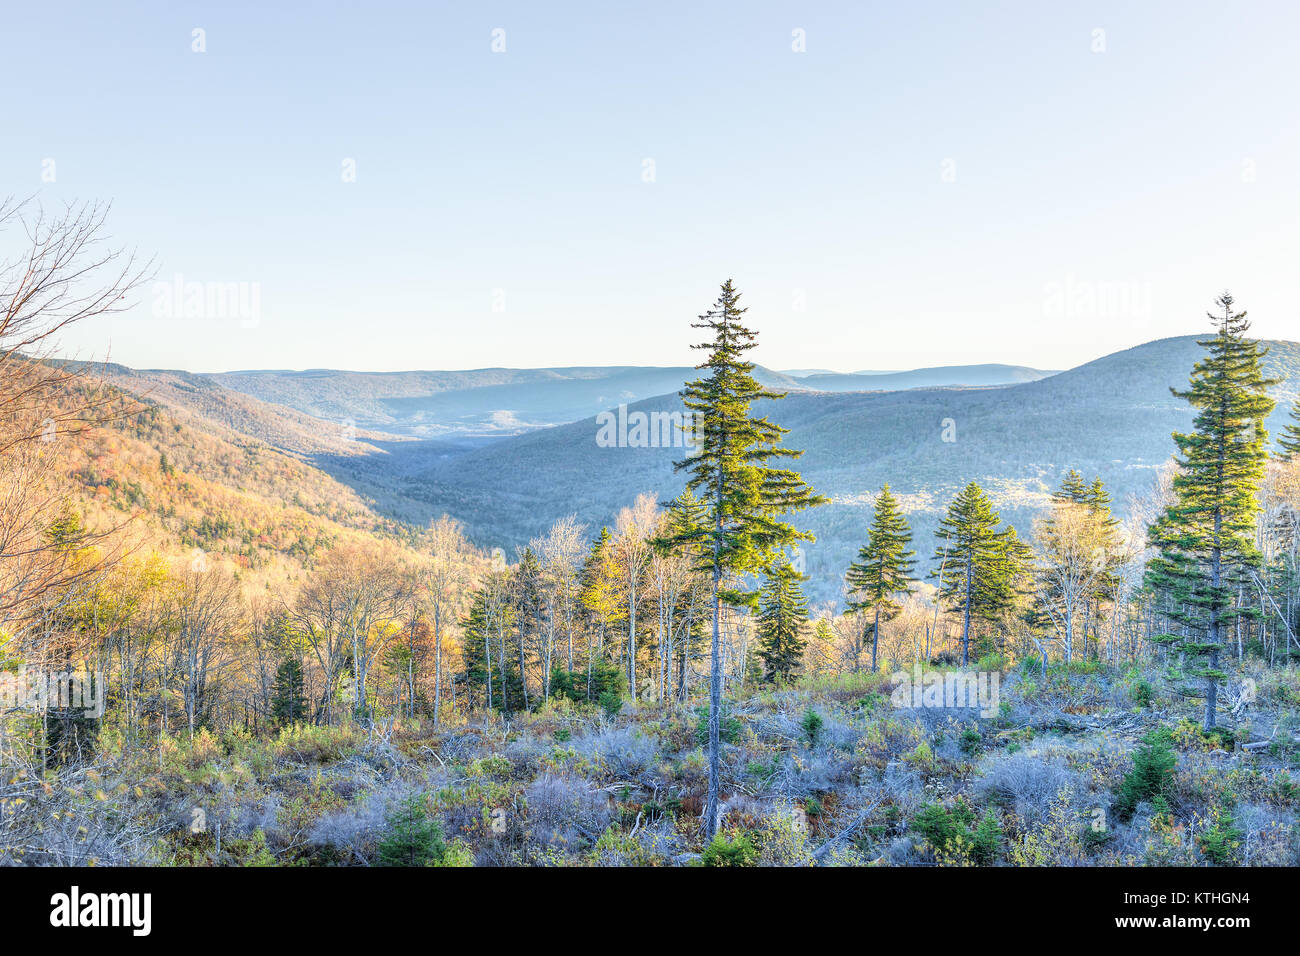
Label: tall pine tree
xmin=460 ymin=589 xmax=496 ymax=710
xmin=932 ymin=482 xmax=1023 ymax=665
xmin=756 ymin=558 xmax=810 ymax=684
xmin=844 ymin=484 xmax=917 ymax=672
xmin=1145 ymin=293 xmax=1276 ymax=730
xmin=670 ymin=279 xmax=825 ymax=838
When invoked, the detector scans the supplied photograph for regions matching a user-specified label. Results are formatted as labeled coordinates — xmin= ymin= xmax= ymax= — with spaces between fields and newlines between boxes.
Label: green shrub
xmin=911 ymin=800 xmax=969 ymax=851
xmin=1270 ymin=773 xmax=1299 ymax=806
xmin=800 ymin=708 xmax=824 ymax=746
xmin=959 ymin=726 xmax=982 ymax=757
xmin=1131 ymin=679 xmax=1153 ymax=708
xmin=227 ymin=828 xmax=276 ymax=866
xmin=551 ymin=662 xmax=626 ymax=706
xmin=1082 ymin=824 xmax=1113 ymax=853
xmin=700 ymin=830 xmax=758 ymax=867
xmin=695 ymin=705 xmax=742 ymax=746
xmin=1204 ymin=726 xmax=1235 ymax=751
xmin=857 ymin=692 xmax=885 ymax=712
xmin=1198 ymin=809 xmax=1243 ymax=865
xmin=967 ymin=811 xmax=1003 ymax=864
xmin=911 ymin=798 xmax=1002 ymax=864
xmin=377 ymin=794 xmax=447 ymax=866
xmin=1114 ymin=729 xmax=1177 ymax=822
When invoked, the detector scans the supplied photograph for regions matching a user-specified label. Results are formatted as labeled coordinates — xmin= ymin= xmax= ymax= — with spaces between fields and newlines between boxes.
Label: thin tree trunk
xmin=962 ymin=558 xmax=973 ymax=666
xmin=871 ymin=605 xmax=880 ymax=672
xmin=434 ymin=604 xmax=442 ymax=726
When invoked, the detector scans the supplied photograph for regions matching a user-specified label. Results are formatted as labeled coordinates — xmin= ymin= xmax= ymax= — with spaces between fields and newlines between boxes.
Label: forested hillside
xmin=97 ymin=363 xmax=408 ymax=458
xmin=41 ymin=370 xmax=422 ymax=586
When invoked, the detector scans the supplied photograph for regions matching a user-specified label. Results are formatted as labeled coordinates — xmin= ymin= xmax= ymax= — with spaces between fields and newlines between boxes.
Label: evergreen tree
xmin=662 ymin=488 xmax=709 ymax=559
xmin=480 ymin=569 xmax=524 ymax=714
xmin=270 ymin=655 xmax=307 ymax=726
xmin=510 ymin=547 xmax=545 ymax=710
xmin=669 ymin=279 xmax=826 ymax=838
xmin=39 ymin=508 xmax=99 ymax=768
xmin=845 ymin=484 xmax=917 ymax=672
xmin=1054 ymin=468 xmax=1089 ymax=503
xmin=932 ymin=482 xmax=1023 ymax=665
xmin=459 ymin=589 xmax=496 ymax=709
xmin=45 ymin=505 xmax=86 ymax=551
xmin=1278 ymin=398 xmax=1300 ymax=460
xmin=377 ymin=793 xmax=446 ymax=866
xmin=755 ymin=558 xmax=810 ymax=684
xmin=1145 ymin=293 xmax=1277 ymax=730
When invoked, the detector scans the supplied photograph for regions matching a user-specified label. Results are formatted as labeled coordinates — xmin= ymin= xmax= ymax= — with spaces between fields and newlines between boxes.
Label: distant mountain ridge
xmin=794 ymin=363 xmax=1056 ymax=392
xmin=208 ymin=362 xmax=1056 ymax=438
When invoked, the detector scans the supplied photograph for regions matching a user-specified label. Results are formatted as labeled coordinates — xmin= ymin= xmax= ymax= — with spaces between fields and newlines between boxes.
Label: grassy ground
xmin=4 ymin=660 xmax=1299 ymax=866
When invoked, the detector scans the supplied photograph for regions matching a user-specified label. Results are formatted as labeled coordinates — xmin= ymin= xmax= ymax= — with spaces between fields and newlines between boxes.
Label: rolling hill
xmin=381 ymin=336 xmax=1300 ymax=602
xmin=90 ymin=335 xmax=1300 ymax=606
xmin=47 ymin=368 xmax=422 ymax=589
xmin=96 ymin=363 xmax=407 ymax=458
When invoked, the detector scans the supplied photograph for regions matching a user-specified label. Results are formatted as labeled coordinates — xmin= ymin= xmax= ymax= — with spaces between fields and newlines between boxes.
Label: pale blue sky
xmin=5 ymin=1 xmax=1299 ymax=373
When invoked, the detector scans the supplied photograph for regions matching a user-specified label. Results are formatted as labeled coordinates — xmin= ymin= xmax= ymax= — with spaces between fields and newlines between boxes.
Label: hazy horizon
xmin=123 ymin=329 xmax=1286 ymax=379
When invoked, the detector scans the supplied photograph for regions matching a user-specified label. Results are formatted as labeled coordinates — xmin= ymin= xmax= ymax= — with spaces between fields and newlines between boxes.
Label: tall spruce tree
xmin=1278 ymin=398 xmax=1300 ymax=460
xmin=460 ymin=589 xmax=494 ymax=709
xmin=756 ymin=558 xmax=810 ymax=684
xmin=1145 ymin=293 xmax=1277 ymax=730
xmin=932 ymin=482 xmax=1023 ymax=665
xmin=670 ymin=279 xmax=825 ymax=838
xmin=845 ymin=484 xmax=917 ymax=672
xmin=510 ymin=547 xmax=546 ymax=711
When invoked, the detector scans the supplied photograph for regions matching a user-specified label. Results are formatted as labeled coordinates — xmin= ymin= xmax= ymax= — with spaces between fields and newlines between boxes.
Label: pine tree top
xmin=670 ymin=280 xmax=826 ymax=604
xmin=845 ymin=484 xmax=917 ymax=617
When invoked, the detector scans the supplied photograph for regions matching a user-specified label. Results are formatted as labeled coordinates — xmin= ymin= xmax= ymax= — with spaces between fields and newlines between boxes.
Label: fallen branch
xmin=1242 ymin=729 xmax=1300 ymax=752
xmin=812 ymin=800 xmax=881 ymax=863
